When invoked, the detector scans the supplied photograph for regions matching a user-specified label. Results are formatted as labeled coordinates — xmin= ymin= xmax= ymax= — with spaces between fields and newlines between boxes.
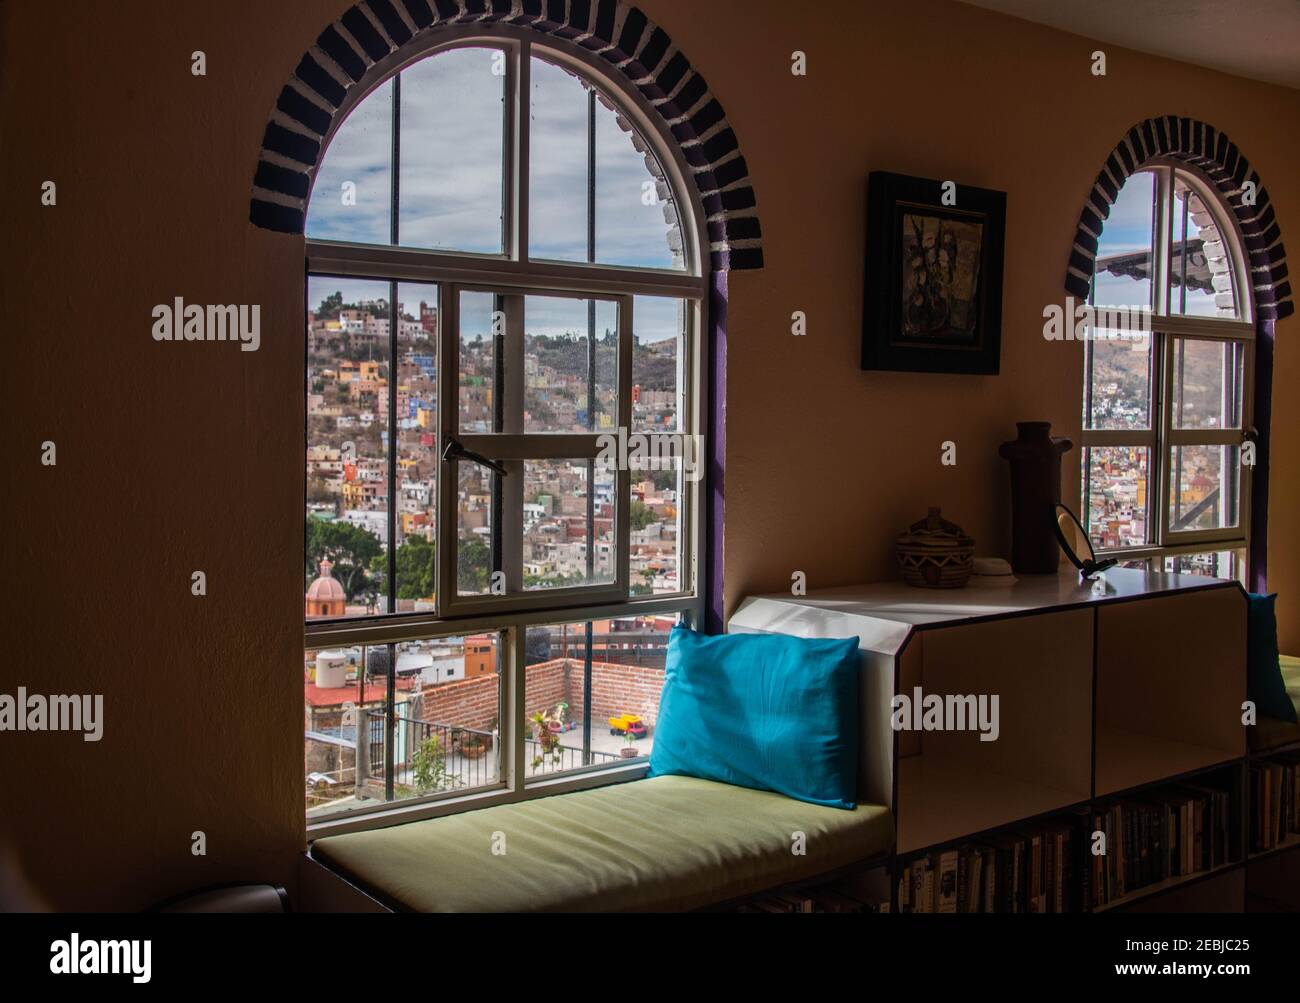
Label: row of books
xmin=1250 ymin=755 xmax=1300 ymax=853
xmin=1090 ymin=782 xmax=1234 ymax=907
xmin=898 ymin=823 xmax=1079 ymax=913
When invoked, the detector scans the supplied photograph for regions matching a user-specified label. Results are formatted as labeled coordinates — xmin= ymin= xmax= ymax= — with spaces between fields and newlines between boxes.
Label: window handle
xmin=442 ymin=437 xmax=508 ymax=477
xmin=1242 ymin=425 xmax=1259 ymax=444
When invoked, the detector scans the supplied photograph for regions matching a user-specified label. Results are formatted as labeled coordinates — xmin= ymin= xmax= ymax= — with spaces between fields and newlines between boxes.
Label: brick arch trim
xmin=248 ymin=0 xmax=763 ymax=272
xmin=1064 ymin=116 xmax=1291 ymax=321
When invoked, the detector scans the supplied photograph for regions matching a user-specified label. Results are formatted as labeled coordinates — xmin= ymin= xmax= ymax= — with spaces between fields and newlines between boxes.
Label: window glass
xmin=306 ymin=79 xmax=393 ymax=245
xmin=394 ymin=283 xmax=440 ymax=607
xmin=524 ymin=296 xmax=618 ymax=434
xmin=307 ymin=276 xmax=392 ymax=617
xmin=1091 ymin=169 xmax=1155 ymax=311
xmin=1084 ymin=446 xmax=1149 ymax=550
xmin=1170 ymin=445 xmax=1241 ymax=534
xmin=522 ymin=615 xmax=671 ymax=780
xmin=529 ymin=56 xmax=684 ymax=270
xmin=1170 ymin=177 xmax=1238 ymax=318
xmin=399 ymin=47 xmax=506 ymax=253
xmin=1171 ymin=338 xmax=1244 ymax=430
xmin=1084 ymin=337 xmax=1151 ymax=431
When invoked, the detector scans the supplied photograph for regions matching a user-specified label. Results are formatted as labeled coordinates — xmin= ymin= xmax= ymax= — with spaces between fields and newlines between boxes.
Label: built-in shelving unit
xmin=729 ymin=567 xmax=1300 ymax=913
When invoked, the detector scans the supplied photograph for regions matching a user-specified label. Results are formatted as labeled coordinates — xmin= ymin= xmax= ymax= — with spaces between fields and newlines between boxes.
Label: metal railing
xmin=525 ymin=736 xmax=621 ymax=775
xmin=365 ymin=712 xmax=498 ymax=795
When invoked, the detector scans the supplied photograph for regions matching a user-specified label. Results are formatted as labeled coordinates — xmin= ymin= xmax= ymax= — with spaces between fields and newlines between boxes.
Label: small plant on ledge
xmin=412 ymin=733 xmax=450 ymax=795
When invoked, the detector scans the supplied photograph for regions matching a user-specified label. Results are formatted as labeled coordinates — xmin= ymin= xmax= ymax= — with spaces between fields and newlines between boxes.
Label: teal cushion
xmin=1249 ymin=593 xmax=1298 ymax=724
xmin=648 ymin=625 xmax=860 ymax=809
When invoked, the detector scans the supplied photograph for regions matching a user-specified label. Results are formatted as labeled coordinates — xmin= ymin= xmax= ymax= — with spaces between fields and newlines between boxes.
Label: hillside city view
xmin=302 ymin=280 xmax=687 ymax=815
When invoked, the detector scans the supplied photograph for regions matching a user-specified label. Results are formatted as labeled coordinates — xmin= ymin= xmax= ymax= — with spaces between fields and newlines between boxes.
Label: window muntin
xmin=302 ymin=32 xmax=704 ymax=826
xmin=1081 ymin=163 xmax=1253 ymax=568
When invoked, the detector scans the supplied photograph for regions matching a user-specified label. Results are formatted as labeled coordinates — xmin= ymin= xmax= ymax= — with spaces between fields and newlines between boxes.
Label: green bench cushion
xmin=312 ymin=774 xmax=893 ymax=912
xmin=1252 ymin=654 xmax=1300 ymax=752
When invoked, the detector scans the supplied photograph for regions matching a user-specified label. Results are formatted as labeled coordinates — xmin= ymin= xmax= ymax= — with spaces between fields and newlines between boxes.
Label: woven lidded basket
xmin=896 ymin=507 xmax=975 ymax=589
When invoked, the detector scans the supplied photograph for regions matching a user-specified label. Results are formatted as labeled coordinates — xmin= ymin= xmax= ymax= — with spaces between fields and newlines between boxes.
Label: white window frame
xmin=303 ymin=27 xmax=709 ymax=837
xmin=1082 ymin=161 xmax=1255 ymax=576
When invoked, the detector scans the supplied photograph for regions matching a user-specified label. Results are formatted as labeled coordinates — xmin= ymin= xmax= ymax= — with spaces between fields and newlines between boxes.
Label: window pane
xmin=528 ymin=55 xmax=685 ymax=270
xmin=1171 ymin=175 xmax=1238 ymax=318
xmin=458 ymin=290 xmax=497 ymax=433
xmin=1084 ymin=336 xmax=1151 ymax=430
xmin=1092 ymin=169 xmax=1155 ymax=311
xmin=631 ymin=463 xmax=684 ymax=595
xmin=1164 ymin=549 xmax=1246 ymax=584
xmin=307 ymin=276 xmax=391 ymax=618
xmin=455 ymin=459 xmax=496 ymax=595
xmin=1084 ymin=446 xmax=1149 ymax=549
xmin=632 ymin=296 xmax=684 ymax=432
xmin=391 ymin=635 xmax=502 ymax=800
xmin=1170 ymin=445 xmax=1240 ymax=533
xmin=305 ymin=644 xmax=388 ymax=818
xmin=395 ymin=284 xmax=439 ymax=608
xmin=523 ymin=615 xmax=672 ymax=781
xmin=523 ymin=459 xmax=616 ymax=590
xmin=1172 ymin=338 xmax=1244 ymax=430
xmin=524 ymin=296 xmax=618 ymax=433
xmin=529 ymin=56 xmax=589 ymax=263
xmin=306 ymin=79 xmax=392 ymax=245
xmin=595 ymin=89 xmax=683 ymax=270
xmin=399 ymin=47 xmax=505 ymax=253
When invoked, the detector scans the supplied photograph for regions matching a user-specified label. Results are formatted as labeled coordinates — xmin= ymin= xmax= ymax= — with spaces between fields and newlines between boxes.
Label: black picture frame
xmin=862 ymin=171 xmax=1006 ymax=374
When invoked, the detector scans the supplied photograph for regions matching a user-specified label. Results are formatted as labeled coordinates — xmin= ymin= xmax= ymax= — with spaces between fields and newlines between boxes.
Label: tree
xmin=393 ymin=537 xmax=435 ymax=600
xmin=629 ymin=499 xmax=655 ymax=531
xmin=305 ymin=520 xmax=384 ymax=600
xmin=457 ymin=537 xmax=492 ymax=594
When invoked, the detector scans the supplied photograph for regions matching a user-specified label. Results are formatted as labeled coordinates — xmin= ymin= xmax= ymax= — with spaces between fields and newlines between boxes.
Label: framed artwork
xmin=862 ymin=171 xmax=1006 ymax=374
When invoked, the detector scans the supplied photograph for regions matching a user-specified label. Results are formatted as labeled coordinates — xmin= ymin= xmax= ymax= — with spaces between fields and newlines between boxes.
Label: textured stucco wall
xmin=1 ymin=0 xmax=1296 ymax=910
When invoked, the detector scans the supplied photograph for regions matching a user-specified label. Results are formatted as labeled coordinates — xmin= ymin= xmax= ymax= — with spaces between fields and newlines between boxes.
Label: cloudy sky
xmin=305 ymin=46 xmax=684 ymax=341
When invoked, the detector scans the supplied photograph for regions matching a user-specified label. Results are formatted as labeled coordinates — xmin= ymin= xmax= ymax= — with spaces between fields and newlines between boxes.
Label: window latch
xmin=442 ymin=437 xmax=508 ymax=476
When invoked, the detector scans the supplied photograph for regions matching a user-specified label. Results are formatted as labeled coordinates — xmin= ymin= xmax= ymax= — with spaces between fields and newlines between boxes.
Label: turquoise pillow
xmin=1249 ymin=593 xmax=1298 ymax=724
xmin=648 ymin=625 xmax=860 ymax=809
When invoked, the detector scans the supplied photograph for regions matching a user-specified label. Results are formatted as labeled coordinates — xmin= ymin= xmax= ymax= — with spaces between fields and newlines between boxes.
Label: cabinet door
xmin=1096 ymin=586 xmax=1246 ymax=796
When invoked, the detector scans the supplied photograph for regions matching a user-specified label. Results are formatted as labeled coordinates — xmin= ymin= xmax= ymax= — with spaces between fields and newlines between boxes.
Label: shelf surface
xmin=897 ymin=755 xmax=1087 ymax=853
xmin=730 ymin=568 xmax=1237 ymax=657
xmin=1095 ymin=726 xmax=1240 ymax=796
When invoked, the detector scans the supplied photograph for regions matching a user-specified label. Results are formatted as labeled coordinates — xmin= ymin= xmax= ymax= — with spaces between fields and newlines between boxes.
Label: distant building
xmin=306 ymin=559 xmax=346 ymax=619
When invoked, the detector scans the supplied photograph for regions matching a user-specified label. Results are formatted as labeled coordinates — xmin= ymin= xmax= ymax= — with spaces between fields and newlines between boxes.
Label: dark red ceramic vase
xmin=998 ymin=421 xmax=1073 ymax=574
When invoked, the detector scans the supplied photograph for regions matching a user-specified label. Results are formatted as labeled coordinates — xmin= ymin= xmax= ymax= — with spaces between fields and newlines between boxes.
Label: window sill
xmin=306 ymin=760 xmax=651 ymax=841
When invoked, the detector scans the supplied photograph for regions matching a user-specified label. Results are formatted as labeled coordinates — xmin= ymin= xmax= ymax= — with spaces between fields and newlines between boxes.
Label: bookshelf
xmin=730 ymin=567 xmax=1274 ymax=913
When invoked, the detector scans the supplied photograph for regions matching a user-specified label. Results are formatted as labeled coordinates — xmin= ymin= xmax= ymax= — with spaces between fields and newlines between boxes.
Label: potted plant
xmin=462 ymin=732 xmax=487 ymax=759
xmin=619 ymin=730 xmax=640 ymax=759
xmin=530 ymin=709 xmax=563 ymax=769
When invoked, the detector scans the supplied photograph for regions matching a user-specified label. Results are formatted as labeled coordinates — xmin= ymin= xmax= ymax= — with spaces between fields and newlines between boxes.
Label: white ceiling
xmin=961 ymin=0 xmax=1300 ymax=89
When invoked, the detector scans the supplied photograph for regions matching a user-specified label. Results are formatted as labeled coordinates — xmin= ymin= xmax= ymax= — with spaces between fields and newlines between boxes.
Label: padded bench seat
xmin=311 ymin=774 xmax=893 ymax=912
xmin=1251 ymin=654 xmax=1300 ymax=752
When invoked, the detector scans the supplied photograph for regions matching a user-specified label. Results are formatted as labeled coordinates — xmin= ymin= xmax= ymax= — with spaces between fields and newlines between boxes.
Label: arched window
xmin=303 ymin=29 xmax=706 ymax=824
xmin=1082 ymin=163 xmax=1255 ymax=580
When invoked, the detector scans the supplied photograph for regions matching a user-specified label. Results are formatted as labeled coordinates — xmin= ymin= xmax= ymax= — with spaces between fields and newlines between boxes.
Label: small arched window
xmin=1082 ymin=163 xmax=1254 ymax=579
xmin=303 ymin=29 xmax=706 ymax=822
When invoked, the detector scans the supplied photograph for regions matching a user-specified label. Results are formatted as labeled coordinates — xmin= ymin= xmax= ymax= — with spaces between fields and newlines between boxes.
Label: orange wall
xmin=1 ymin=0 xmax=1296 ymax=910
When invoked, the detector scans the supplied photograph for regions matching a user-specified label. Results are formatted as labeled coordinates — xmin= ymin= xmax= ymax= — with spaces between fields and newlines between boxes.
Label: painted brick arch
xmin=249 ymin=0 xmax=763 ymax=271
xmin=1064 ymin=116 xmax=1291 ymax=321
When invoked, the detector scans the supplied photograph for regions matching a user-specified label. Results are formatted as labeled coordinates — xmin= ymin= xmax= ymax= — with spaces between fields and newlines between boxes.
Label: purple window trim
xmin=705 ymin=270 xmax=728 ymax=634
xmin=1249 ymin=318 xmax=1275 ymax=594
